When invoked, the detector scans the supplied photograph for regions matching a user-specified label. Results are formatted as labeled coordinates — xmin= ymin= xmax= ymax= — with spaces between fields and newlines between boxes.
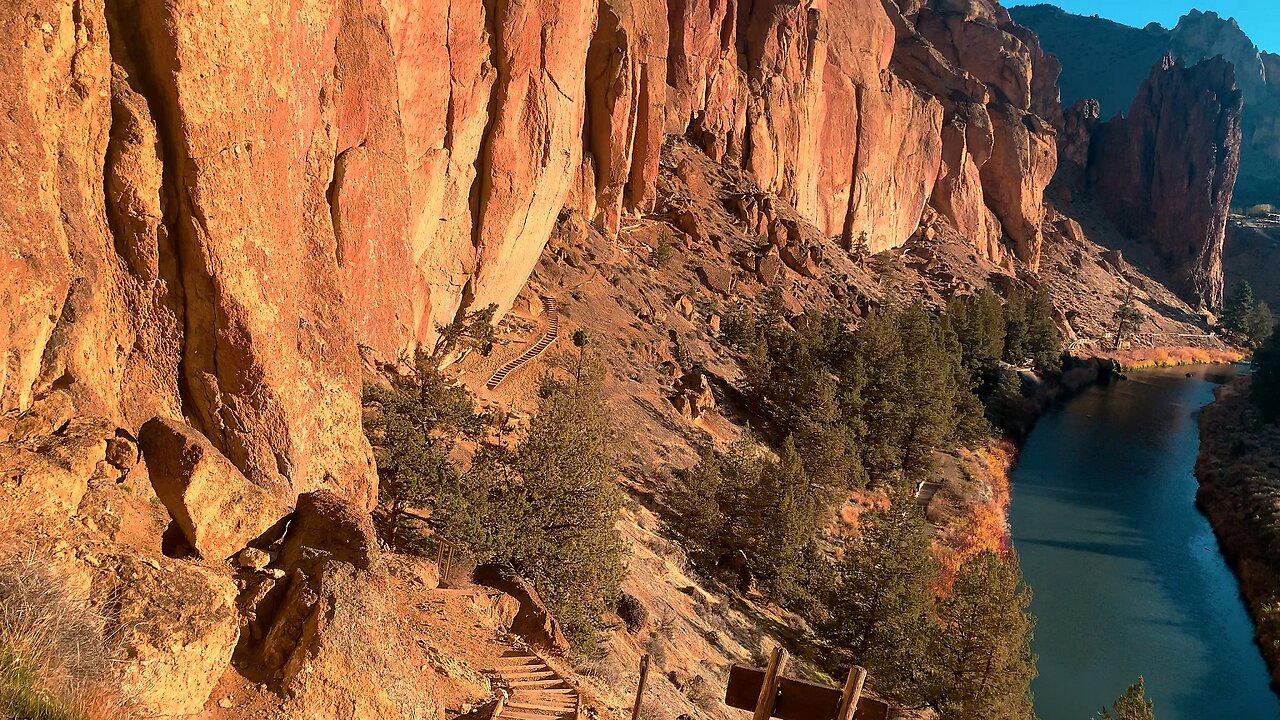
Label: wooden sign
xmin=725 ymin=664 xmax=889 ymax=720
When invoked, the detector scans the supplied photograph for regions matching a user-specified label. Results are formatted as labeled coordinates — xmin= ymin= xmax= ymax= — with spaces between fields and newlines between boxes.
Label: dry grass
xmin=0 ymin=553 xmax=118 ymax=719
xmin=1095 ymin=346 xmax=1243 ymax=370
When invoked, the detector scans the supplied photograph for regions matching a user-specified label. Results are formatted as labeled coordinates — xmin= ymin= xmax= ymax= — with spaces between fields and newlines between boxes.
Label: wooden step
xmin=509 ymin=678 xmax=570 ymax=689
xmin=506 ymin=701 xmax=576 ymax=713
xmin=500 ymin=710 xmax=564 ymax=720
xmin=502 ymin=670 xmax=558 ymax=680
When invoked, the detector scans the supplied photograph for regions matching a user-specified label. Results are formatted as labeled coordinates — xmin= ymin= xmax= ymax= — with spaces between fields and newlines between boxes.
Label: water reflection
xmin=1010 ymin=365 xmax=1280 ymax=719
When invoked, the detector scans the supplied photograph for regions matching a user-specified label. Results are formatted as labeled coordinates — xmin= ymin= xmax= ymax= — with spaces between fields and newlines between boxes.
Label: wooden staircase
xmin=490 ymin=649 xmax=579 ymax=720
xmin=486 ymin=296 xmax=559 ymax=390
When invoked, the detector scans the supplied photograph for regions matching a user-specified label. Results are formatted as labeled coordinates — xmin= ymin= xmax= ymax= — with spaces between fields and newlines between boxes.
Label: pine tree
xmin=1246 ymin=301 xmax=1275 ymax=349
xmin=1253 ymin=329 xmax=1280 ymax=421
xmin=1223 ymin=281 xmax=1257 ymax=338
xmin=923 ymin=550 xmax=1036 ymax=720
xmin=1096 ymin=678 xmax=1156 ymax=720
xmin=1002 ymin=292 xmax=1029 ymax=364
xmin=829 ymin=484 xmax=937 ymax=703
xmin=1025 ymin=288 xmax=1063 ymax=373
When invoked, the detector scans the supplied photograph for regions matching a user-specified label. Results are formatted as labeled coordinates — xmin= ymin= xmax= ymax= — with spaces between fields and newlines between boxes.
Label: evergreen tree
xmin=672 ymin=447 xmax=728 ymax=551
xmin=849 ymin=310 xmax=911 ymax=485
xmin=1246 ymin=301 xmax=1275 ymax=349
xmin=1096 ymin=678 xmax=1156 ymax=720
xmin=1002 ymin=292 xmax=1029 ymax=364
xmin=923 ymin=550 xmax=1036 ymax=720
xmin=1025 ymin=288 xmax=1063 ymax=374
xmin=751 ymin=437 xmax=823 ymax=603
xmin=1112 ymin=298 xmax=1145 ymax=349
xmin=828 ymin=485 xmax=937 ymax=703
xmin=484 ymin=358 xmax=626 ymax=654
xmin=1223 ymin=281 xmax=1257 ymax=338
xmin=433 ymin=303 xmax=498 ymax=357
xmin=362 ymin=351 xmax=483 ymax=543
xmin=945 ymin=289 xmax=1005 ymax=380
xmin=1253 ymin=329 xmax=1280 ymax=421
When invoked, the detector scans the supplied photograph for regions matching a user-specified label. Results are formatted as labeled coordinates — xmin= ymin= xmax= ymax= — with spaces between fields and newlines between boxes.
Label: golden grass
xmin=1091 ymin=346 xmax=1243 ymax=370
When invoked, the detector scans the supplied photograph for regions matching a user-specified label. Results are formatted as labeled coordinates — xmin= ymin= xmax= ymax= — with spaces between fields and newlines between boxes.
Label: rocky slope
xmin=1013 ymin=4 xmax=1280 ymax=208
xmin=0 ymin=0 xmax=1242 ymax=717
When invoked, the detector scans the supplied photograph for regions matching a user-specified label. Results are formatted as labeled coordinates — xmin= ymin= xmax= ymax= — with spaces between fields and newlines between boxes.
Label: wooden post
xmin=631 ymin=654 xmax=651 ymax=720
xmin=836 ymin=666 xmax=867 ymax=720
xmin=752 ymin=648 xmax=789 ymax=720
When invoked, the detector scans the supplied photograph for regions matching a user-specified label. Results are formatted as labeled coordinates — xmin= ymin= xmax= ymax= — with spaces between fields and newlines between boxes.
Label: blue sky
xmin=1005 ymin=1 xmax=1280 ymax=54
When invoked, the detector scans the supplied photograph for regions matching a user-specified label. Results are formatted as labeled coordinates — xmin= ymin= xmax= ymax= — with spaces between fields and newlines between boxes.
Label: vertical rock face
xmin=889 ymin=0 xmax=1059 ymax=268
xmin=1088 ymin=55 xmax=1243 ymax=309
xmin=2 ymin=0 xmax=1078 ymax=510
xmin=1014 ymin=5 xmax=1280 ymax=207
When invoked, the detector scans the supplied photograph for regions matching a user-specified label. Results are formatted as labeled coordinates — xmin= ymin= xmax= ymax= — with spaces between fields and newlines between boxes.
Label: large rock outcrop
xmin=1014 ymin=5 xmax=1280 ymax=207
xmin=1088 ymin=55 xmax=1243 ymax=308
xmin=2 ymin=0 xmax=1073 ymax=516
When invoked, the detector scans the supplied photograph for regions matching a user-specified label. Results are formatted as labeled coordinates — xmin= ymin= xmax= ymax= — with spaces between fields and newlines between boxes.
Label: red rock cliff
xmin=1088 ymin=54 xmax=1243 ymax=309
xmin=2 ymin=0 xmax=1064 ymax=503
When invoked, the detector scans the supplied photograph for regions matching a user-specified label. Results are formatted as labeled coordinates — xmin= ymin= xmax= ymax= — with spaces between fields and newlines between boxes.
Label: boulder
xmin=756 ymin=253 xmax=784 ymax=285
xmin=98 ymin=552 xmax=239 ymax=716
xmin=0 ymin=418 xmax=116 ymax=534
xmin=696 ymin=265 xmax=735 ymax=295
xmin=276 ymin=490 xmax=376 ymax=574
xmin=779 ymin=244 xmax=820 ymax=278
xmin=139 ymin=417 xmax=292 ymax=561
xmin=472 ymin=564 xmax=569 ymax=652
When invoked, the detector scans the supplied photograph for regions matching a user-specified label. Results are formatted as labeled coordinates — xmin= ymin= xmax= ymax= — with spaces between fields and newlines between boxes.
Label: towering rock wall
xmin=1088 ymin=55 xmax=1243 ymax=309
xmin=1013 ymin=5 xmax=1280 ymax=208
xmin=2 ymin=0 xmax=1064 ymax=507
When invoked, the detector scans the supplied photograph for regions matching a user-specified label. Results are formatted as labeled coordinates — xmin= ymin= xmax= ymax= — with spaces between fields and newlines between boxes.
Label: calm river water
xmin=1010 ymin=365 xmax=1280 ymax=719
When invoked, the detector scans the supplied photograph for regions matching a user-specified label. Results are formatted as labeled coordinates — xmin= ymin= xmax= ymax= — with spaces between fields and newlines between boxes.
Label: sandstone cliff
xmin=3 ymin=0 xmax=1068 ymax=504
xmin=1086 ymin=55 xmax=1242 ymax=309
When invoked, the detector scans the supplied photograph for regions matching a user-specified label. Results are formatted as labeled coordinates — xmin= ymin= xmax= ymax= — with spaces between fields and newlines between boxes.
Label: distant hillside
xmin=1007 ymin=4 xmax=1168 ymax=119
xmin=1012 ymin=4 xmax=1280 ymax=206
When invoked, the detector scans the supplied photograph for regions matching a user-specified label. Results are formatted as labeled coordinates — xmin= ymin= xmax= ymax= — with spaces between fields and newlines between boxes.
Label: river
xmin=1010 ymin=365 xmax=1280 ymax=719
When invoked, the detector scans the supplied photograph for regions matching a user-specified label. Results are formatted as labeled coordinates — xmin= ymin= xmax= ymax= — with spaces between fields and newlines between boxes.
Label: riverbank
xmin=1195 ymin=377 xmax=1280 ymax=685
xmin=1012 ymin=365 xmax=1280 ymax=718
xmin=1089 ymin=345 xmax=1243 ymax=371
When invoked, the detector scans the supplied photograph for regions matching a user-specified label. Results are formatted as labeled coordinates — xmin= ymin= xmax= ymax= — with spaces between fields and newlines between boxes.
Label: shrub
xmin=0 ymin=554 xmax=115 ymax=719
xmin=648 ymin=238 xmax=675 ymax=268
xmin=617 ymin=593 xmax=649 ymax=634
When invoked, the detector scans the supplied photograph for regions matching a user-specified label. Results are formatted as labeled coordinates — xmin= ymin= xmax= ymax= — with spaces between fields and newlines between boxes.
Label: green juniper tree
xmin=1025 ymin=288 xmax=1063 ymax=373
xmin=1096 ymin=678 xmax=1156 ymax=720
xmin=828 ymin=484 xmax=936 ymax=703
xmin=923 ymin=550 xmax=1036 ymax=720
xmin=1112 ymin=297 xmax=1145 ymax=350
xmin=362 ymin=351 xmax=484 ymax=544
xmin=482 ymin=356 xmax=627 ymax=654
xmin=1253 ymin=328 xmax=1280 ymax=421
xmin=1223 ymin=281 xmax=1257 ymax=339
xmin=1246 ymin=301 xmax=1275 ymax=349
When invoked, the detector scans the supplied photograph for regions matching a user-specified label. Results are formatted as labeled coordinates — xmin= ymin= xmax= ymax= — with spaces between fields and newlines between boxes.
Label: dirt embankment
xmin=1195 ymin=378 xmax=1280 ymax=684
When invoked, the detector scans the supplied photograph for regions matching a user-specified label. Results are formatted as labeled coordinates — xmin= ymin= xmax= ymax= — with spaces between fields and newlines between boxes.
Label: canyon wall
xmin=2 ymin=0 xmax=1067 ymax=506
xmin=1087 ymin=55 xmax=1243 ymax=309
xmin=1014 ymin=5 xmax=1280 ymax=208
